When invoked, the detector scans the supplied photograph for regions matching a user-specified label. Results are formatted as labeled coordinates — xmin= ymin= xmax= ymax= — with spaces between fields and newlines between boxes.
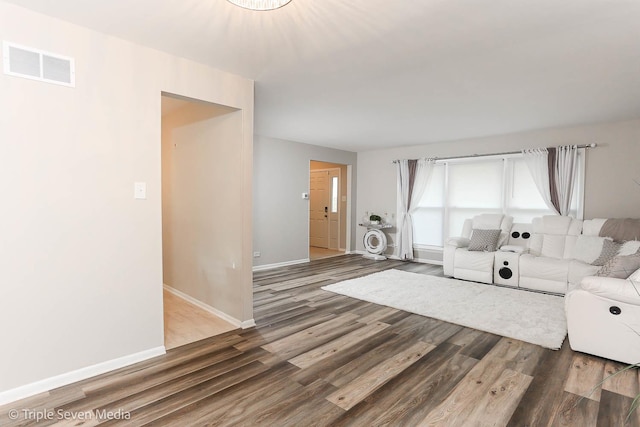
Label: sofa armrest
xmin=446 ymin=237 xmax=470 ymax=248
xmin=576 ymin=276 xmax=640 ymax=306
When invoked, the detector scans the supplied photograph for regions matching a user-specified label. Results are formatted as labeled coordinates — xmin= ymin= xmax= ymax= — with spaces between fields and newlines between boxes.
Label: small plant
xmin=369 ymin=214 xmax=382 ymax=223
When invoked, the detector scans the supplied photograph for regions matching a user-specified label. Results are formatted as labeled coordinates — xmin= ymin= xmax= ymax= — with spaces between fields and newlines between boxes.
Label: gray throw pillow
xmin=468 ymin=229 xmax=501 ymax=252
xmin=595 ymin=252 xmax=640 ymax=279
xmin=592 ymin=239 xmax=622 ymax=266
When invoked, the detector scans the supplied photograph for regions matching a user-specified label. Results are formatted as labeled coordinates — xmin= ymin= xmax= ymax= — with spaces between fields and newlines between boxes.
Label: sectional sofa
xmin=444 ymin=214 xmax=640 ymax=295
xmin=444 ymin=214 xmax=640 ymax=364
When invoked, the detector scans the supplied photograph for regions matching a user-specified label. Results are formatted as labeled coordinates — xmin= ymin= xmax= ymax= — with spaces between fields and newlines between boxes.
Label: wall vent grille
xmin=3 ymin=41 xmax=75 ymax=87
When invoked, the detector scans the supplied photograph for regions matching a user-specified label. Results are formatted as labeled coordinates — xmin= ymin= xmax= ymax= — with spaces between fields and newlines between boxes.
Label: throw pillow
xmin=629 ymin=267 xmax=640 ymax=283
xmin=618 ymin=240 xmax=640 ymax=256
xmin=591 ymin=239 xmax=622 ymax=266
xmin=468 ymin=229 xmax=501 ymax=252
xmin=595 ymin=252 xmax=640 ymax=279
xmin=572 ymin=235 xmax=611 ymax=264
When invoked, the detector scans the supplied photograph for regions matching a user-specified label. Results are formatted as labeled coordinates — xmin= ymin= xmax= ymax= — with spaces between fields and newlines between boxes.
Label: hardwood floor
xmin=309 ymin=246 xmax=345 ymax=260
xmin=163 ymin=289 xmax=237 ymax=350
xmin=2 ymin=255 xmax=638 ymax=426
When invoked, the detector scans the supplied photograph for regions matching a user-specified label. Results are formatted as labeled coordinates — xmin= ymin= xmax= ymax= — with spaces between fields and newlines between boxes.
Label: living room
xmin=1 ymin=0 xmax=639 ymax=425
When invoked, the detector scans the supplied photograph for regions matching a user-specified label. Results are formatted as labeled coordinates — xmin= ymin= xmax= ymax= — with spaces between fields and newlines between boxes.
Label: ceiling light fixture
xmin=226 ymin=0 xmax=292 ymax=11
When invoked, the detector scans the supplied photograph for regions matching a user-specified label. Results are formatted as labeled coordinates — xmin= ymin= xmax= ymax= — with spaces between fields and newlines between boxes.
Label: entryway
xmin=309 ymin=160 xmax=348 ymax=260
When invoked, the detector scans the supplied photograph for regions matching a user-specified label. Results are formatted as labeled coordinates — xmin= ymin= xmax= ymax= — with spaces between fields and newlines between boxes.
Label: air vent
xmin=3 ymin=41 xmax=75 ymax=87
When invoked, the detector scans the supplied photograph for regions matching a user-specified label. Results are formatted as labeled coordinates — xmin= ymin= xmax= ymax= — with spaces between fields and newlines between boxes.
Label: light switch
xmin=302 ymin=193 xmax=309 ymax=199
xmin=134 ymin=182 xmax=147 ymax=199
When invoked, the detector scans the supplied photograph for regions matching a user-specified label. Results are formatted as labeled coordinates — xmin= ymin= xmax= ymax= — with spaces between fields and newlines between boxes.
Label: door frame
xmin=308 ymin=161 xmax=352 ymax=257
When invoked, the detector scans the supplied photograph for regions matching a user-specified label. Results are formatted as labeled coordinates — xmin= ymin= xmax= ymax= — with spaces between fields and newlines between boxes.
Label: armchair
xmin=443 ymin=214 xmax=513 ymax=284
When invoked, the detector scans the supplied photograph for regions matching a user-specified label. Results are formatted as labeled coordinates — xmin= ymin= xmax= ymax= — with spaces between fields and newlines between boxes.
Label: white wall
xmin=253 ymin=135 xmax=357 ymax=268
xmin=357 ymin=118 xmax=640 ymax=261
xmin=162 ymin=101 xmax=247 ymax=322
xmin=0 ymin=2 xmax=253 ymax=400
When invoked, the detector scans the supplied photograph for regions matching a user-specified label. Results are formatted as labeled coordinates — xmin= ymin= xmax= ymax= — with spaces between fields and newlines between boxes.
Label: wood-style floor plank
xmin=565 ymin=353 xmax=606 ymax=402
xmin=2 ymin=254 xmax=638 ymax=427
xmin=326 ymin=340 xmax=435 ymax=410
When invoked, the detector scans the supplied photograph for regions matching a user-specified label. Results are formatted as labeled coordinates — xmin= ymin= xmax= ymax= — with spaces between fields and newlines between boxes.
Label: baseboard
xmin=252 ymin=258 xmax=309 ymax=272
xmin=163 ymin=285 xmax=254 ymax=329
xmin=412 ymin=258 xmax=444 ymax=266
xmin=0 ymin=346 xmax=165 ymax=406
xmin=355 ymin=250 xmax=397 ymax=258
xmin=356 ymin=252 xmax=443 ymax=266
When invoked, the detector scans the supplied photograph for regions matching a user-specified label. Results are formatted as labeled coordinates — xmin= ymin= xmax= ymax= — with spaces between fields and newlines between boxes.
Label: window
xmin=412 ymin=152 xmax=584 ymax=248
xmin=331 ymin=176 xmax=339 ymax=213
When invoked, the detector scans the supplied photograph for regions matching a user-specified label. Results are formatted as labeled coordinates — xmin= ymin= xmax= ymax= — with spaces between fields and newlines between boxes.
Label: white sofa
xmin=518 ymin=216 xmax=584 ymax=294
xmin=446 ymin=213 xmax=640 ymax=363
xmin=446 ymin=215 xmax=638 ymax=295
xmin=443 ymin=214 xmax=513 ymax=284
xmin=566 ymin=274 xmax=640 ymax=364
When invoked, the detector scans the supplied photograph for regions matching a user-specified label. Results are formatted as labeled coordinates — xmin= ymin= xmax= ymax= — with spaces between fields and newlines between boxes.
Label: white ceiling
xmin=6 ymin=0 xmax=640 ymax=151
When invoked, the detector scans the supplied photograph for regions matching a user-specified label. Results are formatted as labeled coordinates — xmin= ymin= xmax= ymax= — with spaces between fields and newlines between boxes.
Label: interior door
xmin=309 ymin=170 xmax=329 ymax=248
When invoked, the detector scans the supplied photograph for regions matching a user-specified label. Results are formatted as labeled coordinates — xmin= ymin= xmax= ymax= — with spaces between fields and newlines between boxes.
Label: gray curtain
xmin=523 ymin=145 xmax=579 ymax=216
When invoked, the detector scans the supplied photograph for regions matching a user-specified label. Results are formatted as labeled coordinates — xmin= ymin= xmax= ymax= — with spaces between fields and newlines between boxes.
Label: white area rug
xmin=322 ymin=269 xmax=566 ymax=349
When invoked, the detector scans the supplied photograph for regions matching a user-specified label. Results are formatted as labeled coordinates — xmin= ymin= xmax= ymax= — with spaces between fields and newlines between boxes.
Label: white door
xmin=309 ymin=170 xmax=329 ymax=248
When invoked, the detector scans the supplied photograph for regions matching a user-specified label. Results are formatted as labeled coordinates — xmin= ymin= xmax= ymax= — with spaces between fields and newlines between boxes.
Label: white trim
xmin=382 ymin=252 xmax=445 ymax=265
xmin=0 ymin=346 xmax=165 ymax=405
xmin=163 ymin=285 xmax=254 ymax=329
xmin=412 ymin=257 xmax=444 ymax=266
xmin=252 ymin=258 xmax=309 ymax=271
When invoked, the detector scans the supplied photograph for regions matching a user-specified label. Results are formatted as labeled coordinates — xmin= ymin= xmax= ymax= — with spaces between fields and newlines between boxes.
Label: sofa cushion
xmin=519 ymin=254 xmax=569 ymax=283
xmin=454 ymin=248 xmax=495 ymax=270
xmin=468 ymin=229 xmax=501 ymax=252
xmin=540 ymin=215 xmax=575 ymax=235
xmin=528 ymin=216 xmax=582 ymax=258
xmin=581 ymin=218 xmax=608 ymax=236
xmin=629 ymin=267 xmax=640 ymax=282
xmin=572 ymin=235 xmax=612 ymax=264
xmin=596 ymin=252 xmax=640 ymax=279
xmin=568 ymin=260 xmax=599 ymax=286
xmin=619 ymin=240 xmax=640 ymax=256
xmin=452 ymin=249 xmax=495 ymax=284
xmin=541 ymin=235 xmax=568 ymax=259
xmin=472 ymin=214 xmax=505 ymax=230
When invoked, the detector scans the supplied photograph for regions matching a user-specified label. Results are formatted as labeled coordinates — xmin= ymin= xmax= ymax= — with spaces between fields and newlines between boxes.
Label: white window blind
xmin=412 ymin=152 xmax=584 ymax=248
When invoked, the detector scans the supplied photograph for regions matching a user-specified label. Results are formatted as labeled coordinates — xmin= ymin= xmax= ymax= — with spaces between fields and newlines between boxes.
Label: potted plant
xmin=369 ymin=214 xmax=382 ymax=225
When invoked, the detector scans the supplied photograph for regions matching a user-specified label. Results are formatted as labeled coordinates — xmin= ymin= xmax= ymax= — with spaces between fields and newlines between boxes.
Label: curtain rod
xmin=391 ymin=143 xmax=597 ymax=163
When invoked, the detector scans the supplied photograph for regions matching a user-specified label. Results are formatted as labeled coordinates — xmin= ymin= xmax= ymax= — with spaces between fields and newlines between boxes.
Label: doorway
xmin=309 ymin=161 xmax=347 ymax=260
xmin=160 ymin=93 xmax=239 ymax=349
